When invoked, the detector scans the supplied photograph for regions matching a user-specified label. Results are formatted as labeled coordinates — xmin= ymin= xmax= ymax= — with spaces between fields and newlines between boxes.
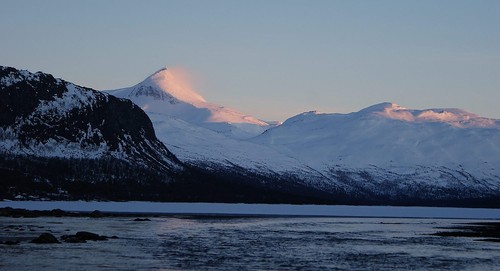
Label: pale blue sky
xmin=1 ymin=0 xmax=499 ymax=120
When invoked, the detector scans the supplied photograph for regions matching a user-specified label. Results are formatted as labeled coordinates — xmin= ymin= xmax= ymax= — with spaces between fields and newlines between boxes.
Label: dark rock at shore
xmin=90 ymin=210 xmax=104 ymax=218
xmin=62 ymin=231 xmax=109 ymax=243
xmin=0 ymin=207 xmax=73 ymax=218
xmin=0 ymin=207 xmax=154 ymax=218
xmin=76 ymin=231 xmax=108 ymax=241
xmin=31 ymin=233 xmax=59 ymax=244
xmin=0 ymin=207 xmax=114 ymax=218
xmin=50 ymin=209 xmax=66 ymax=217
xmin=0 ymin=207 xmax=37 ymax=217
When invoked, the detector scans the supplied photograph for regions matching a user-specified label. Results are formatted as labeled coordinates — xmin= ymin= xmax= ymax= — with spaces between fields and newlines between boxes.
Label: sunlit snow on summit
xmin=368 ymin=102 xmax=498 ymax=128
xmin=144 ymin=67 xmax=206 ymax=104
xmin=107 ymin=67 xmax=272 ymax=139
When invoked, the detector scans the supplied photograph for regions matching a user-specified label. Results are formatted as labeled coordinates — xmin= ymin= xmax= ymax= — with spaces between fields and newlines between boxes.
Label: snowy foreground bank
xmin=1 ymin=201 xmax=500 ymax=219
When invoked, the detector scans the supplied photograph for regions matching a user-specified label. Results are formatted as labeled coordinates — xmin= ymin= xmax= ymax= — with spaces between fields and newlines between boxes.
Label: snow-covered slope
xmin=107 ymin=68 xmax=271 ymax=139
xmin=145 ymin=112 xmax=339 ymax=190
xmin=253 ymin=102 xmax=500 ymax=200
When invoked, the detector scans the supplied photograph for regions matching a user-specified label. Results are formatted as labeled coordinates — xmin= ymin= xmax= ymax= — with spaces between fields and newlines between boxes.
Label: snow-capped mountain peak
xmin=128 ymin=67 xmax=207 ymax=105
xmin=107 ymin=67 xmax=271 ymax=139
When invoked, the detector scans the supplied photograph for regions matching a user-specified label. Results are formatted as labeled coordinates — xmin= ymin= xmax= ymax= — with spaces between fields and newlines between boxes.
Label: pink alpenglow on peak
xmin=136 ymin=67 xmax=207 ymax=105
xmin=106 ymin=67 xmax=272 ymax=139
xmin=363 ymin=102 xmax=498 ymax=128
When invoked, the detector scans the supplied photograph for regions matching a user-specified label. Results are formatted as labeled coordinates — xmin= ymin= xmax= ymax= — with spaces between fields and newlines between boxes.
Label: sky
xmin=1 ymin=0 xmax=499 ymax=121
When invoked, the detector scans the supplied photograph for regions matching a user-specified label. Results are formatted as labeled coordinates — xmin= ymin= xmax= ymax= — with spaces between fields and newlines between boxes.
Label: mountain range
xmin=1 ymin=65 xmax=499 ymax=207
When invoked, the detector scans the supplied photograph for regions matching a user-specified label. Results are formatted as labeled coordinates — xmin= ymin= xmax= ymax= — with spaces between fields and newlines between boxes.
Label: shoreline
xmin=2 ymin=208 xmax=500 ymax=245
xmin=2 ymin=201 xmax=500 ymax=219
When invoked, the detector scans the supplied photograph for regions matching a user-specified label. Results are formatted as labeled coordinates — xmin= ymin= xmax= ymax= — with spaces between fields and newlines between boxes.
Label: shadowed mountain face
xmin=0 ymin=66 xmax=181 ymax=171
xmin=0 ymin=66 xmax=185 ymax=200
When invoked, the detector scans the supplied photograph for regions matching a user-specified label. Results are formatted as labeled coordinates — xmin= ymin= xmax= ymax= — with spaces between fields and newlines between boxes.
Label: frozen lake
xmin=1 ymin=215 xmax=499 ymax=270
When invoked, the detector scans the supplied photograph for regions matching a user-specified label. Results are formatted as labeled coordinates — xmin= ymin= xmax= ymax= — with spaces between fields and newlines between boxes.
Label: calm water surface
xmin=1 ymin=216 xmax=499 ymax=270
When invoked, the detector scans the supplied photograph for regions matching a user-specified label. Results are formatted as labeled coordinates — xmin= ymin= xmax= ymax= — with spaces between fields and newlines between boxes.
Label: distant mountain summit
xmin=252 ymin=103 xmax=500 ymax=204
xmin=129 ymin=67 xmax=207 ymax=104
xmin=359 ymin=102 xmax=498 ymax=128
xmin=257 ymin=102 xmax=500 ymax=170
xmin=108 ymin=68 xmax=271 ymax=139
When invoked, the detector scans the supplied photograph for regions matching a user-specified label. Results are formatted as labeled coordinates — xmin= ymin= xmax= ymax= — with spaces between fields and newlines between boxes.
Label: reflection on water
xmin=1 ymin=216 xmax=499 ymax=270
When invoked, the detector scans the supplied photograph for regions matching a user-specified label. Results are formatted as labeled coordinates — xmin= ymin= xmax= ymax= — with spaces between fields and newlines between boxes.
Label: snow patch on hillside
xmin=1 ymin=69 xmax=41 ymax=87
xmin=30 ymin=83 xmax=99 ymax=121
xmin=0 ymin=128 xmax=110 ymax=159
